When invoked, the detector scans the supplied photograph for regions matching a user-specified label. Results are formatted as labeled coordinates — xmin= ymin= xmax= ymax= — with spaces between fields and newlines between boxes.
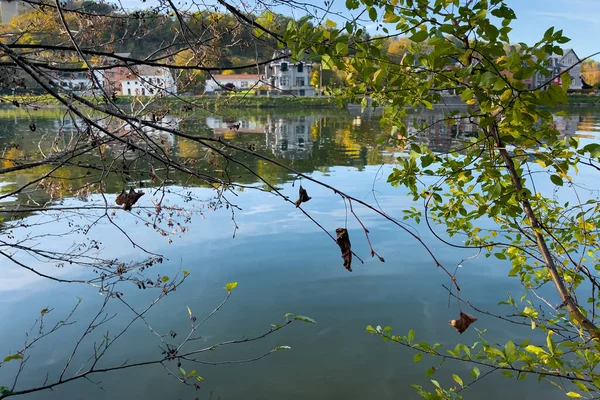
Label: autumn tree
xmin=582 ymin=59 xmax=600 ymax=88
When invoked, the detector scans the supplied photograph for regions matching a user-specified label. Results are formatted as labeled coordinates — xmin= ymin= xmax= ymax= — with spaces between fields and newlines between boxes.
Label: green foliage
xmin=285 ymin=313 xmax=317 ymax=324
xmin=286 ymin=0 xmax=600 ymax=398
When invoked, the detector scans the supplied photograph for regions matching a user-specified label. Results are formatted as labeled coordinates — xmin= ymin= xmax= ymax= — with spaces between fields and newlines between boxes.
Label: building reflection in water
xmin=204 ymin=109 xmax=590 ymax=163
xmin=264 ymin=116 xmax=314 ymax=160
xmin=205 ymin=117 xmax=264 ymax=135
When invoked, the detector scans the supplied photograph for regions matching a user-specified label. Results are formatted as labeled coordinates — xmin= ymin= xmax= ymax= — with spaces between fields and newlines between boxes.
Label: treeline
xmin=582 ymin=60 xmax=600 ymax=89
xmin=0 ymin=0 xmax=378 ymax=93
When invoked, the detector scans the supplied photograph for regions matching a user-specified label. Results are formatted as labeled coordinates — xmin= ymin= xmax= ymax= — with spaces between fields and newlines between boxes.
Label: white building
xmin=204 ymin=74 xmax=263 ymax=92
xmin=55 ymin=71 xmax=96 ymax=94
xmin=264 ymin=50 xmax=315 ymax=97
xmin=0 ymin=0 xmax=21 ymax=24
xmin=121 ymin=65 xmax=177 ymax=96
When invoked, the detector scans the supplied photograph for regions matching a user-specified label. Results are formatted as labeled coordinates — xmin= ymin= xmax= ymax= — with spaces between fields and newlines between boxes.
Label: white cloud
xmin=534 ymin=11 xmax=599 ymax=24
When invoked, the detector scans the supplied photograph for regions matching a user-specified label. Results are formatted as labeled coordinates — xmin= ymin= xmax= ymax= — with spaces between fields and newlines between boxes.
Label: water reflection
xmin=265 ymin=116 xmax=314 ymax=160
xmin=0 ymin=108 xmax=598 ymax=203
xmin=0 ymin=107 xmax=599 ymax=400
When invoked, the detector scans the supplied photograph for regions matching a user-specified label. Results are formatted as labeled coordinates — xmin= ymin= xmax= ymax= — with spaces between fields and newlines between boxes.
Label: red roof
xmin=212 ymin=74 xmax=261 ymax=80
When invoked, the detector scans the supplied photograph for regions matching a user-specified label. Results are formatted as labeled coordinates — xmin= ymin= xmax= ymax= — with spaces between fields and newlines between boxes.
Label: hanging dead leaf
xmin=294 ymin=185 xmax=311 ymax=207
xmin=116 ymin=188 xmax=144 ymax=211
xmin=149 ymin=165 xmax=159 ymax=182
xmin=335 ymin=227 xmax=352 ymax=272
xmin=449 ymin=312 xmax=477 ymax=334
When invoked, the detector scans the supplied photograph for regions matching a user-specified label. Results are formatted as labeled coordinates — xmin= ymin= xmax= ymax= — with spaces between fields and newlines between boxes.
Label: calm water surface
xmin=0 ymin=107 xmax=599 ymax=399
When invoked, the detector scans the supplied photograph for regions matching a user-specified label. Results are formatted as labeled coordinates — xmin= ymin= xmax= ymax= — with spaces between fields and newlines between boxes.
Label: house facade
xmin=264 ymin=50 xmax=315 ymax=96
xmin=120 ymin=65 xmax=177 ymax=96
xmin=54 ymin=71 xmax=97 ymax=94
xmin=204 ymin=74 xmax=263 ymax=92
xmin=533 ymin=49 xmax=583 ymax=91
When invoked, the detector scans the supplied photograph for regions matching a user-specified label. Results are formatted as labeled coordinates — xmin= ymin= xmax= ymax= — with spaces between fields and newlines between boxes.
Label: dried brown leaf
xmin=294 ymin=185 xmax=311 ymax=207
xmin=449 ymin=312 xmax=477 ymax=334
xmin=116 ymin=188 xmax=144 ymax=211
xmin=336 ymin=227 xmax=352 ymax=272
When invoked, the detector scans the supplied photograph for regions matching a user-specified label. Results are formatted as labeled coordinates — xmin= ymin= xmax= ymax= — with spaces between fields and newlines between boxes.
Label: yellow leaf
xmin=325 ymin=19 xmax=337 ymax=28
xmin=466 ymin=98 xmax=477 ymax=105
xmin=566 ymin=392 xmax=583 ymax=398
xmin=225 ymin=282 xmax=238 ymax=292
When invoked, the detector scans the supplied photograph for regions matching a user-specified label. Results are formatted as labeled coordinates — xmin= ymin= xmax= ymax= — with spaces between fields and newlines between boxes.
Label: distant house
xmin=120 ymin=65 xmax=177 ymax=96
xmin=55 ymin=71 xmax=95 ymax=93
xmin=264 ymin=50 xmax=315 ymax=96
xmin=532 ymin=49 xmax=584 ymax=91
xmin=204 ymin=74 xmax=263 ymax=93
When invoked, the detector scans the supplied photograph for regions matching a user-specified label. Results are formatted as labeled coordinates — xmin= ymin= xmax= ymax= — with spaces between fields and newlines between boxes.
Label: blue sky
xmin=119 ymin=0 xmax=599 ymax=60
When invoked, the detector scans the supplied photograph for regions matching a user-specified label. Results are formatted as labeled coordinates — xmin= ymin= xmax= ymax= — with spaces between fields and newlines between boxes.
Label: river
xmin=0 ymin=106 xmax=599 ymax=399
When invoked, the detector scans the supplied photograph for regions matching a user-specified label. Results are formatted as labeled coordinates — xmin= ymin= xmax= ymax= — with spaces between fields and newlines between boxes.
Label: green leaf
xmin=179 ymin=367 xmax=186 ymax=377
xmin=452 ymin=374 xmax=463 ymax=387
xmin=470 ymin=367 xmax=480 ymax=379
xmin=196 ymin=375 xmax=204 ymax=382
xmin=410 ymin=30 xmax=428 ymax=43
xmin=425 ymin=367 xmax=436 ymax=377
xmin=183 ymin=270 xmax=189 ymax=277
xmin=550 ymin=174 xmax=563 ymax=186
xmin=321 ymin=54 xmax=334 ymax=70
xmin=414 ymin=353 xmax=423 ymax=363
xmin=368 ymin=7 xmax=377 ymax=21
xmin=525 ymin=345 xmax=547 ymax=356
xmin=161 ymin=276 xmax=170 ymax=282
xmin=504 ymin=340 xmax=516 ymax=362
xmin=225 ymin=282 xmax=238 ymax=292
xmin=40 ymin=308 xmax=49 ymax=316
xmin=407 ymin=329 xmax=415 ymax=344
xmin=293 ymin=315 xmax=316 ymax=324
xmin=566 ymin=392 xmax=583 ymax=398
xmin=272 ymin=345 xmax=292 ymax=352
xmin=3 ymin=354 xmax=23 ymax=363
xmin=346 ymin=0 xmax=359 ymax=9
xmin=336 ymin=42 xmax=349 ymax=56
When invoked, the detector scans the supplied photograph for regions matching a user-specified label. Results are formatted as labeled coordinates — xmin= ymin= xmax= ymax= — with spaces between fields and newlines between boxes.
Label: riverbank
xmin=0 ymin=94 xmax=338 ymax=109
xmin=1 ymin=93 xmax=597 ymax=112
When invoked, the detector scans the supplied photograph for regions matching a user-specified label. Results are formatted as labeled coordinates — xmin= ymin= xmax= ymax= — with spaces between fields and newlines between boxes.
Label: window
xmin=280 ymin=76 xmax=289 ymax=87
xmin=281 ymin=62 xmax=288 ymax=72
xmin=148 ymin=78 xmax=153 ymax=84
xmin=240 ymin=81 xmax=248 ymax=88
xmin=127 ymin=88 xmax=131 ymax=95
xmin=142 ymin=88 xmax=146 ymax=96
xmin=297 ymin=63 xmax=303 ymax=73
xmin=295 ymin=77 xmax=305 ymax=87
xmin=299 ymin=89 xmax=306 ymax=96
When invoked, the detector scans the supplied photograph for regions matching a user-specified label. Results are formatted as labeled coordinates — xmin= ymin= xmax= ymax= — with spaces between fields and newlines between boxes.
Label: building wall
xmin=204 ymin=76 xmax=261 ymax=92
xmin=1 ymin=1 xmax=19 ymax=24
xmin=120 ymin=68 xmax=177 ymax=96
xmin=266 ymin=61 xmax=314 ymax=96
